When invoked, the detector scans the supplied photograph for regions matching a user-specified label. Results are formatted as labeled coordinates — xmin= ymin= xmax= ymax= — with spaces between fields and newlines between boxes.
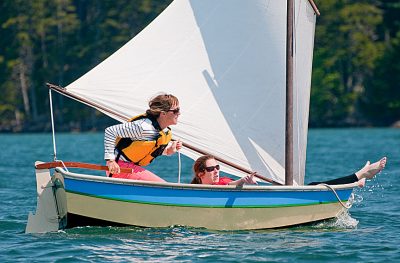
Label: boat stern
xmin=25 ymin=162 xmax=67 ymax=234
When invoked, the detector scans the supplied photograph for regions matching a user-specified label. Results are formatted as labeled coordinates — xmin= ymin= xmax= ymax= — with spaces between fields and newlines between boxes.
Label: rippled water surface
xmin=0 ymin=128 xmax=399 ymax=262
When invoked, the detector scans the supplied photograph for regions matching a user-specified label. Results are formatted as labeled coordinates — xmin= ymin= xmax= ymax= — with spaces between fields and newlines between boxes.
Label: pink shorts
xmin=107 ymin=160 xmax=165 ymax=182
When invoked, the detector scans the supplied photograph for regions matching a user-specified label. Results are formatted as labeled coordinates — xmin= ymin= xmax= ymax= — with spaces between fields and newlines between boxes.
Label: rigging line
xmin=58 ymin=159 xmax=69 ymax=173
xmin=307 ymin=0 xmax=320 ymax=16
xmin=177 ymin=150 xmax=181 ymax=183
xmin=318 ymin=184 xmax=353 ymax=209
xmin=49 ymin=89 xmax=58 ymax=161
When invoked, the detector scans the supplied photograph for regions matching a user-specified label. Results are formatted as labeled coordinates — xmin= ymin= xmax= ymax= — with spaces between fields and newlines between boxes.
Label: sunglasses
xmin=204 ymin=165 xmax=220 ymax=172
xmin=167 ymin=107 xmax=180 ymax=114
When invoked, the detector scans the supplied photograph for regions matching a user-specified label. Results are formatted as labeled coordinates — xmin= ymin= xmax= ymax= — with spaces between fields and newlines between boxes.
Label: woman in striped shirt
xmin=104 ymin=93 xmax=182 ymax=182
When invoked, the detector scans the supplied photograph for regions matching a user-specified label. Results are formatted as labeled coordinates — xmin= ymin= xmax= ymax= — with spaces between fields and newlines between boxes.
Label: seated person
xmin=191 ymin=155 xmax=387 ymax=187
xmin=191 ymin=155 xmax=257 ymax=186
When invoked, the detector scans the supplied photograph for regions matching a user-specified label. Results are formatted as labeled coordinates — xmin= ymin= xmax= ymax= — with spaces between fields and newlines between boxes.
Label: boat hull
xmin=63 ymin=170 xmax=355 ymax=230
xmin=66 ymin=192 xmax=348 ymax=230
xmin=27 ymin=167 xmax=356 ymax=232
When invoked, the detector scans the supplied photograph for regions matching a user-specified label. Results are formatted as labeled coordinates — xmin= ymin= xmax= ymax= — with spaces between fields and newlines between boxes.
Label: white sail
xmin=64 ymin=0 xmax=316 ymax=185
xmin=293 ymin=0 xmax=316 ymax=185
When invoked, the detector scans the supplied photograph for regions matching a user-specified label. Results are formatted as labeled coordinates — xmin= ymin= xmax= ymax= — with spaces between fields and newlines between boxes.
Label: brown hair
xmin=146 ymin=93 xmax=179 ymax=117
xmin=191 ymin=155 xmax=215 ymax=184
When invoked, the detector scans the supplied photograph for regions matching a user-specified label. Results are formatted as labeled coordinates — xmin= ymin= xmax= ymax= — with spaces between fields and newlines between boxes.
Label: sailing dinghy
xmin=26 ymin=0 xmax=358 ymax=233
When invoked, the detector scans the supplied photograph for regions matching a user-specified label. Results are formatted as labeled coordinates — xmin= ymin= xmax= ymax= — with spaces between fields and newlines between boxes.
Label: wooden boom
xmin=46 ymin=83 xmax=282 ymax=185
xmin=35 ymin=161 xmax=133 ymax=174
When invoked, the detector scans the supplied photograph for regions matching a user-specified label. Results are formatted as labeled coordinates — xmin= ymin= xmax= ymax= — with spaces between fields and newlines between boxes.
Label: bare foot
xmin=355 ymin=157 xmax=387 ymax=180
xmin=357 ymin=178 xmax=366 ymax=188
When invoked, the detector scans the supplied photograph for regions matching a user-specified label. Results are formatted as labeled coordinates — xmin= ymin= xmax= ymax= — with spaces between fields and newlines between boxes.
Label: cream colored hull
xmin=67 ymin=192 xmax=345 ymax=230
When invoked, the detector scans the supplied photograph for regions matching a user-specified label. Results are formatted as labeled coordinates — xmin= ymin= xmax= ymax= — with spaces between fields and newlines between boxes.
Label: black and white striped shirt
xmin=104 ymin=118 xmax=169 ymax=161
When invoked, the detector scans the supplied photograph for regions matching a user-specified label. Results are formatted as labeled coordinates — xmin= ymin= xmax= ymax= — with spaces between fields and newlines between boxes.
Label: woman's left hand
xmin=168 ymin=140 xmax=182 ymax=155
xmin=175 ymin=140 xmax=182 ymax=151
xmin=240 ymin=173 xmax=258 ymax=185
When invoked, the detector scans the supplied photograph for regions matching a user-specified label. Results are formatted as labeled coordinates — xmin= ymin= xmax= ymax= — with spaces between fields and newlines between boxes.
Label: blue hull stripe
xmin=64 ymin=178 xmax=352 ymax=208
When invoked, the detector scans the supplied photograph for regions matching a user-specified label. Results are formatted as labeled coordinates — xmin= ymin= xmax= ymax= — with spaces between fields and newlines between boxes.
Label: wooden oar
xmin=46 ymin=83 xmax=282 ymax=185
xmin=35 ymin=161 xmax=134 ymax=174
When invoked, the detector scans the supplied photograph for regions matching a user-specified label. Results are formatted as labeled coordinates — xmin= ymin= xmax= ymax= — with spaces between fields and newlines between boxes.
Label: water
xmin=0 ymin=128 xmax=399 ymax=262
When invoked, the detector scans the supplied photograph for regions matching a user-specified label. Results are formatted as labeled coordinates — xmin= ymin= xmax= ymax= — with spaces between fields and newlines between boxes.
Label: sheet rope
xmin=319 ymin=183 xmax=353 ymax=209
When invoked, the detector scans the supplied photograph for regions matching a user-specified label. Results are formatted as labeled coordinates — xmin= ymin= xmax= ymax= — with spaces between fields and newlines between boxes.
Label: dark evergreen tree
xmin=0 ymin=0 xmax=399 ymax=131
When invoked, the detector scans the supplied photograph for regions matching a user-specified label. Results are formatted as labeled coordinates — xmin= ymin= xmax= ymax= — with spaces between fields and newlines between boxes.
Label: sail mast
xmin=285 ymin=0 xmax=294 ymax=185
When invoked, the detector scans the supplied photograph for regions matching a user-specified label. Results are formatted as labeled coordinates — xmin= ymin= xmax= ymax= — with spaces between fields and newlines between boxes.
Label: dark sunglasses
xmin=204 ymin=165 xmax=220 ymax=172
xmin=167 ymin=107 xmax=180 ymax=114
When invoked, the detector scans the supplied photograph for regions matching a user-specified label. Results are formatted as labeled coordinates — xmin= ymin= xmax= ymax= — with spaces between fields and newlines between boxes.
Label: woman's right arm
xmin=228 ymin=173 xmax=258 ymax=186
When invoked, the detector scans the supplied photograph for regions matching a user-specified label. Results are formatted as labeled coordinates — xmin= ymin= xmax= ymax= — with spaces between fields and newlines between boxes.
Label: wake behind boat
xmin=26 ymin=0 xmax=360 ymax=233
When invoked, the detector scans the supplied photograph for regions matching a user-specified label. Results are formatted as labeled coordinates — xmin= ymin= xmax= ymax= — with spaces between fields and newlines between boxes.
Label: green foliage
xmin=0 ymin=0 xmax=399 ymax=131
xmin=362 ymin=31 xmax=400 ymax=125
xmin=0 ymin=0 xmax=172 ymax=132
xmin=310 ymin=0 xmax=391 ymax=127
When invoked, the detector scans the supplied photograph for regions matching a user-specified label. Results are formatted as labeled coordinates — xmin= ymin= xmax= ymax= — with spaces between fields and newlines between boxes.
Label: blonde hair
xmin=146 ymin=93 xmax=179 ymax=117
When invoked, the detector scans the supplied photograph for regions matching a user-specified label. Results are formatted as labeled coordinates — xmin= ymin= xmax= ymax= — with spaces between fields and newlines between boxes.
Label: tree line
xmin=0 ymin=0 xmax=399 ymax=132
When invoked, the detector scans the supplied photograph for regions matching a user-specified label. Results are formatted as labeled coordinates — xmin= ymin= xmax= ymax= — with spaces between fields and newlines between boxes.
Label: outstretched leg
xmin=355 ymin=157 xmax=387 ymax=180
xmin=357 ymin=178 xmax=366 ymax=188
xmin=308 ymin=157 xmax=387 ymax=187
xmin=308 ymin=174 xmax=358 ymax=185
